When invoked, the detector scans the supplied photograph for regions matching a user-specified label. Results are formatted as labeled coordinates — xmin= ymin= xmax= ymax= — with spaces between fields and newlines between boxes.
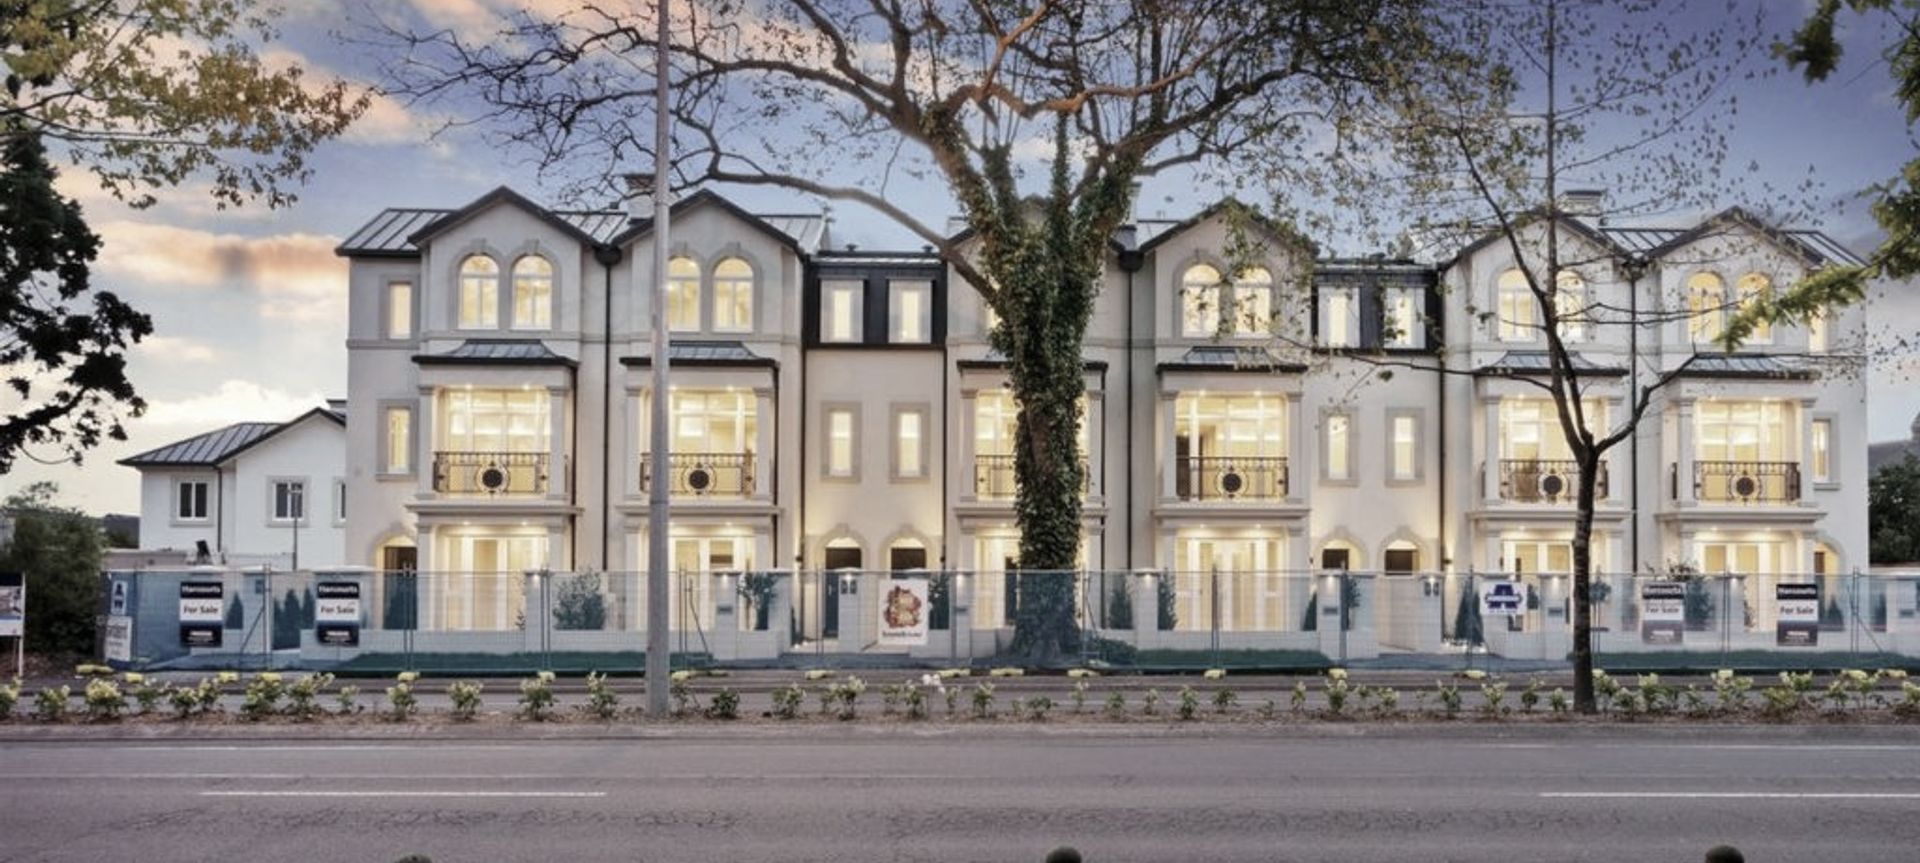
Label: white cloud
xmin=137 ymin=379 xmax=331 ymax=428
xmin=90 ymin=221 xmax=347 ymax=323
xmin=136 ymin=335 xmax=221 ymax=363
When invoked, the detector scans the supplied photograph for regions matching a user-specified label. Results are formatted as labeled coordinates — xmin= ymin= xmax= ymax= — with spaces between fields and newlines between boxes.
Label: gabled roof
xmin=1442 ymin=209 xmax=1630 ymax=270
xmin=620 ymin=341 xmax=777 ymax=369
xmin=1157 ymin=346 xmax=1307 ymax=374
xmin=413 ymin=339 xmax=578 ymax=368
xmin=611 ymin=188 xmax=826 ymax=254
xmin=118 ymin=407 xmax=345 ymax=469
xmin=404 ymin=186 xmax=608 ymax=250
xmin=1472 ymin=351 xmax=1627 ymax=378
xmin=1635 ymin=207 xmax=1867 ymax=268
xmin=1135 ymin=198 xmax=1317 ymax=258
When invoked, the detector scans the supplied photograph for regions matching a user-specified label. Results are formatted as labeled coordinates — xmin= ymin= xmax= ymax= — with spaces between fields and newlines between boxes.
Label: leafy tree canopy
xmin=1870 ymin=454 xmax=1920 ymax=563
xmin=0 ymin=481 xmax=104 ymax=655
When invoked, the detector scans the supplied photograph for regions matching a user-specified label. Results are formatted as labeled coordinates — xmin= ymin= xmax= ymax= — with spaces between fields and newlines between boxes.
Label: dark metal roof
xmin=119 ymin=422 xmax=281 ymax=467
xmin=956 ymin=350 xmax=1108 ymax=373
xmin=1603 ymin=208 xmax=1867 ymax=268
xmin=621 ymin=341 xmax=777 ymax=368
xmin=1473 ymin=351 xmax=1627 ymax=377
xmin=1675 ymin=353 xmax=1816 ymax=380
xmin=1158 ymin=346 xmax=1307 ymax=374
xmin=413 ymin=339 xmax=578 ymax=368
xmin=338 ymin=188 xmax=824 ymax=257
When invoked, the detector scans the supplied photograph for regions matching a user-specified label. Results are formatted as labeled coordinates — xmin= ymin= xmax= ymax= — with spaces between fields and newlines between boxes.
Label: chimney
xmin=1560 ymin=189 xmax=1605 ymax=218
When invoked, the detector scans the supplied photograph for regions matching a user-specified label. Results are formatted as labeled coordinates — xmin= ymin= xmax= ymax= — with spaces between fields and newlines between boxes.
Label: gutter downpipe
xmin=594 ymin=244 xmax=623 ymax=572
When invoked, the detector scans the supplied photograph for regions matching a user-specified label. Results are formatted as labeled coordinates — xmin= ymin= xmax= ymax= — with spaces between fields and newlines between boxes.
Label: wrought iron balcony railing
xmin=641 ymin=452 xmax=755 ymax=497
xmin=1176 ymin=455 xmax=1289 ymax=501
xmin=1499 ymin=458 xmax=1605 ymax=503
xmin=973 ymin=453 xmax=1091 ymax=499
xmin=1694 ymin=460 xmax=1801 ymax=503
xmin=433 ymin=451 xmax=550 ymax=496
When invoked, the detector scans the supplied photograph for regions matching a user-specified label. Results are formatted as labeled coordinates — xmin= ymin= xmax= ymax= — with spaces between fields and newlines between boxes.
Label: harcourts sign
xmin=1640 ymin=582 xmax=1686 ymax=645
xmin=179 ymin=581 xmax=224 ymax=648
xmin=1776 ymin=583 xmax=1820 ymax=647
xmin=314 ymin=581 xmax=362 ymax=647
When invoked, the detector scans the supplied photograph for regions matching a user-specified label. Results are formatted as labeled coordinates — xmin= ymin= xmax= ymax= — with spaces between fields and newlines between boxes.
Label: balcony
xmin=1499 ymin=459 xmax=1605 ymax=503
xmin=1176 ymin=455 xmax=1289 ymax=501
xmin=973 ymin=454 xmax=1091 ymax=499
xmin=1692 ymin=460 xmax=1801 ymax=504
xmin=433 ymin=451 xmax=551 ymax=496
xmin=641 ymin=452 xmax=755 ymax=497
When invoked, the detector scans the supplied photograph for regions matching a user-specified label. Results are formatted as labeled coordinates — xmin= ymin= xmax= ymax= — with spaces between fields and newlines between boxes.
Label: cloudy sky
xmin=7 ymin=0 xmax=1920 ymax=516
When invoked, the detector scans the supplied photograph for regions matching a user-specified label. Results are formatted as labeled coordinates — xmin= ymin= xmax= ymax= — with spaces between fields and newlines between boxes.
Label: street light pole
xmin=644 ymin=0 xmax=674 ymax=718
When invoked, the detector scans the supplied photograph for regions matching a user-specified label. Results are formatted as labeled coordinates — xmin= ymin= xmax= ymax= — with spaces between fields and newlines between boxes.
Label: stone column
xmin=754 ymin=387 xmax=776 ymax=500
xmin=547 ymin=385 xmax=569 ymax=500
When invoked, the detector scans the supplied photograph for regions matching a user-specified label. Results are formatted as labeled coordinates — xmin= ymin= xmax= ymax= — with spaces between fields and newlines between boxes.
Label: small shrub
xmin=34 ymin=686 xmax=70 ymax=722
xmin=707 ymin=688 xmax=740 ymax=720
xmin=1841 ymin=669 xmax=1881 ymax=711
xmin=832 ymin=676 xmax=867 ymax=720
xmin=1258 ymin=698 xmax=1277 ymax=719
xmin=1290 ymin=680 xmax=1308 ymax=713
xmin=241 ymin=675 xmax=285 ymax=721
xmin=127 ymin=676 xmax=166 ymax=715
xmin=1167 ymin=684 xmax=1198 ymax=718
xmin=880 ymin=684 xmax=903 ymax=716
xmin=1374 ymin=686 xmax=1399 ymax=716
xmin=1103 ymin=691 xmax=1126 ymax=718
xmin=971 ymin=682 xmax=995 ymax=719
xmin=386 ymin=682 xmax=418 ymax=721
xmin=1213 ymin=688 xmax=1237 ymax=714
xmin=168 ymin=683 xmax=203 ymax=719
xmin=903 ymin=682 xmax=928 ymax=720
xmin=1548 ymin=688 xmax=1570 ymax=715
xmin=519 ymin=675 xmax=557 ymax=721
xmin=1712 ymin=670 xmax=1752 ymax=714
xmin=816 ymin=685 xmax=836 ymax=717
xmin=1591 ymin=670 xmax=1622 ymax=713
xmin=1681 ymin=687 xmax=1710 ymax=717
xmin=584 ymin=672 xmax=619 ymax=719
xmin=1479 ymin=682 xmax=1508 ymax=718
xmin=335 ymin=685 xmax=362 ymax=716
xmin=1519 ymin=680 xmax=1544 ymax=714
xmin=447 ymin=681 xmax=484 ymax=721
xmin=1434 ymin=681 xmax=1461 ymax=717
xmin=0 ymin=679 xmax=19 ymax=719
xmin=944 ymin=684 xmax=961 ymax=717
xmin=1324 ymin=679 xmax=1350 ymax=717
xmin=287 ymin=674 xmax=333 ymax=720
xmin=1142 ymin=688 xmax=1161 ymax=717
xmin=83 ymin=679 xmax=127 ymax=721
xmin=771 ymin=684 xmax=805 ymax=720
xmin=1025 ymin=695 xmax=1054 ymax=721
xmin=1637 ymin=674 xmax=1674 ymax=715
xmin=1007 ymin=696 xmax=1026 ymax=718
xmin=1071 ymin=680 xmax=1090 ymax=713
xmin=1895 ymin=681 xmax=1920 ymax=719
xmin=1611 ymin=688 xmax=1641 ymax=715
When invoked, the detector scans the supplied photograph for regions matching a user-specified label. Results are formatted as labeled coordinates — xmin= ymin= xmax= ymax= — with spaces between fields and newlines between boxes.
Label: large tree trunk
xmin=1003 ymin=272 xmax=1089 ymax=665
xmin=1570 ymin=450 xmax=1600 ymax=713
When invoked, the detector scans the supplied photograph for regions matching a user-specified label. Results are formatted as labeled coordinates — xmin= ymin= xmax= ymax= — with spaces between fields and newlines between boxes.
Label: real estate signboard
xmin=314 ymin=581 xmax=362 ymax=647
xmin=1776 ymin=583 xmax=1820 ymax=647
xmin=1479 ymin=580 xmax=1525 ymax=617
xmin=104 ymin=615 xmax=133 ymax=663
xmin=0 ymin=572 xmax=23 ymax=638
xmin=179 ymin=581 xmax=224 ymax=648
xmin=878 ymin=578 xmax=930 ymax=646
xmin=1640 ymin=582 xmax=1686 ymax=645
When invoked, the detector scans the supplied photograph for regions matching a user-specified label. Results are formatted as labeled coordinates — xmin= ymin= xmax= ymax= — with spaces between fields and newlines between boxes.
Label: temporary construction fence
xmin=98 ymin=567 xmax=1920 ymax=674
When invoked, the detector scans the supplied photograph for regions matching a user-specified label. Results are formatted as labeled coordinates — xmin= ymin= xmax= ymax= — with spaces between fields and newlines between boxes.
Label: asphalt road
xmin=3 ymin=725 xmax=1918 ymax=862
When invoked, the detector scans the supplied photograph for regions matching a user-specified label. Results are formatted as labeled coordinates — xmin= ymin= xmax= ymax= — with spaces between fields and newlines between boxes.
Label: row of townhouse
xmin=330 ymin=186 xmax=1873 ymax=656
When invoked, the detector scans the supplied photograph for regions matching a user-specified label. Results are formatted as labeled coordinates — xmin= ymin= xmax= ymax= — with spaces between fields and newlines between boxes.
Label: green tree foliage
xmin=1 ymin=0 xmax=367 ymax=471
xmin=1870 ymin=454 xmax=1920 ymax=563
xmin=0 ymin=482 xmax=102 ymax=655
xmin=552 ymin=571 xmax=607 ymax=631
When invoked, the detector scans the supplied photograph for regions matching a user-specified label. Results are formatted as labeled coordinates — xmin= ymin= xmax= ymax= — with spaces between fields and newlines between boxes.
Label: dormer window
xmin=511 ymin=255 xmax=552 ymax=330
xmin=713 ymin=258 xmax=754 ymax=332
xmin=823 ymin=280 xmax=863 ymax=343
xmin=458 ymin=255 xmax=499 ymax=329
xmin=1383 ymin=287 xmax=1422 ymax=349
xmin=1320 ymin=286 xmax=1358 ymax=348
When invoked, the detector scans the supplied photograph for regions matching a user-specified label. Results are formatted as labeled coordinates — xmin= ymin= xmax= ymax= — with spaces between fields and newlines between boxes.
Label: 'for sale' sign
xmin=1640 ymin=582 xmax=1685 ymax=645
xmin=1776 ymin=583 xmax=1820 ymax=647
xmin=179 ymin=581 xmax=225 ymax=648
xmin=314 ymin=581 xmax=362 ymax=647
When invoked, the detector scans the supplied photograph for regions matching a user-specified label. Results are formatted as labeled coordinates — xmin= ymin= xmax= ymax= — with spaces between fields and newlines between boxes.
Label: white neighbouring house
xmin=332 ymin=186 xmax=1876 ymax=658
xmin=118 ymin=404 xmax=348 ymax=569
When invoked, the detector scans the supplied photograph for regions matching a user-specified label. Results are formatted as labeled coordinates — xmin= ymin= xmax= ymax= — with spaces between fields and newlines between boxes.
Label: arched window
xmin=667 ymin=256 xmax=701 ymax=332
xmin=1181 ymin=263 xmax=1222 ymax=337
xmin=1496 ymin=268 xmax=1535 ymax=341
xmin=1231 ymin=267 xmax=1273 ymax=336
xmin=457 ymin=255 xmax=499 ymax=329
xmin=1686 ymin=272 xmax=1725 ymax=343
xmin=1554 ymin=270 xmax=1587 ymax=342
xmin=1737 ymin=273 xmax=1772 ymax=343
xmin=713 ymin=257 xmax=754 ymax=332
xmin=511 ymin=255 xmax=553 ymax=330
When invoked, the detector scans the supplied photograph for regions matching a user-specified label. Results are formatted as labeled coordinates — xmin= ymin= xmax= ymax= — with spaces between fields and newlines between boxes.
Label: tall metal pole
xmin=644 ymin=0 xmax=674 ymax=717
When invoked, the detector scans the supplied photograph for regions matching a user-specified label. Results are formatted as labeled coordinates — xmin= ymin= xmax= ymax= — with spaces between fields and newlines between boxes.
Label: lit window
xmin=1181 ymin=264 xmax=1222 ymax=337
xmin=667 ymin=257 xmax=701 ymax=332
xmin=1326 ymin=414 xmax=1352 ymax=482
xmin=440 ymin=389 xmax=551 ymax=453
xmin=1384 ymin=287 xmax=1422 ymax=349
xmin=387 ymin=282 xmax=413 ymax=339
xmin=825 ymin=408 xmax=856 ymax=477
xmin=1811 ymin=418 xmax=1833 ymax=484
xmin=511 ymin=256 xmax=553 ymax=330
xmin=823 ymin=280 xmax=863 ymax=343
xmin=1321 ymin=287 xmax=1358 ymax=347
xmin=894 ymin=408 xmax=926 ymax=479
xmin=384 ymin=406 xmax=412 ymax=474
xmin=1230 ymin=267 xmax=1272 ymax=336
xmin=1737 ymin=273 xmax=1772 ymax=343
xmin=1555 ymin=271 xmax=1588 ymax=342
xmin=890 ymin=280 xmax=932 ymax=343
xmin=458 ymin=255 xmax=499 ymax=329
xmin=1497 ymin=269 xmax=1535 ymax=341
xmin=713 ymin=258 xmax=754 ymax=332
xmin=1391 ymin=414 xmax=1418 ymax=481
xmin=1807 ymin=307 xmax=1829 ymax=353
xmin=1687 ymin=272 xmax=1725 ymax=343
xmin=272 ymin=480 xmax=306 ymax=522
xmin=176 ymin=480 xmax=208 ymax=520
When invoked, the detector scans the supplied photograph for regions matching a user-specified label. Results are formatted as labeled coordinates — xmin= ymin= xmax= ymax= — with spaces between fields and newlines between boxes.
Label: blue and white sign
xmin=1479 ymin=580 xmax=1526 ymax=617
xmin=0 ymin=572 xmax=23 ymax=638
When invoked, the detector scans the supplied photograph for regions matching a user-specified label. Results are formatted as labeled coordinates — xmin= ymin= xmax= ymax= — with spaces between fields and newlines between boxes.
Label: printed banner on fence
xmin=1640 ymin=582 xmax=1686 ymax=645
xmin=314 ymin=581 xmax=362 ymax=647
xmin=0 ymin=572 xmax=22 ymax=638
xmin=179 ymin=581 xmax=224 ymax=648
xmin=1479 ymin=580 xmax=1525 ymax=617
xmin=878 ymin=578 xmax=931 ymax=646
xmin=104 ymin=614 xmax=133 ymax=663
xmin=1776 ymin=583 xmax=1820 ymax=647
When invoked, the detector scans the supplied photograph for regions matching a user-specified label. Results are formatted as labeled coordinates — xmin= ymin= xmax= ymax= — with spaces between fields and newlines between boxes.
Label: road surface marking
xmin=1480 ymin=743 xmax=1916 ymax=752
xmin=1541 ymin=792 xmax=1920 ymax=799
xmin=200 ymin=790 xmax=607 ymax=799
